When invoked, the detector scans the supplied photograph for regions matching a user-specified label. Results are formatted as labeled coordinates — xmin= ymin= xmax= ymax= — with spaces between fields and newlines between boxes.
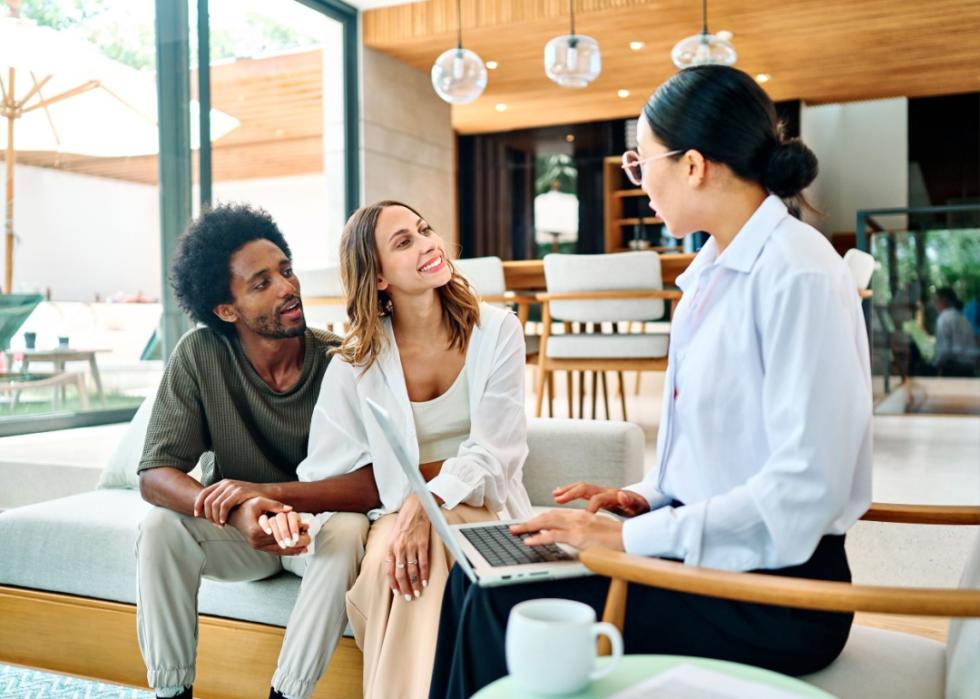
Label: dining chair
xmin=844 ymin=248 xmax=877 ymax=290
xmin=536 ymin=252 xmax=679 ymax=420
xmin=297 ymin=266 xmax=347 ymax=334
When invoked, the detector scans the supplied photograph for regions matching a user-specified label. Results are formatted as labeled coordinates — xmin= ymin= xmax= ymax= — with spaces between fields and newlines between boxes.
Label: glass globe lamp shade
xmin=544 ymin=34 xmax=601 ymax=88
xmin=431 ymin=47 xmax=488 ymax=105
xmin=671 ymin=32 xmax=737 ymax=69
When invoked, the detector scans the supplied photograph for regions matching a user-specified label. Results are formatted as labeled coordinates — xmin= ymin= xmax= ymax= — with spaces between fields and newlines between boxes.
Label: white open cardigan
xmin=297 ymin=302 xmax=533 ymax=523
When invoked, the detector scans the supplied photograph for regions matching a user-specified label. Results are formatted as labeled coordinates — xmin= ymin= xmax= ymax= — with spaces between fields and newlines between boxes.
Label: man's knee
xmin=137 ymin=506 xmax=192 ymax=551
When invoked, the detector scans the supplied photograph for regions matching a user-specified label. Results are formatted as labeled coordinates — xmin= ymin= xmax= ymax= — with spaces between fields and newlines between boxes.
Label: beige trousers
xmin=136 ymin=506 xmax=368 ymax=698
xmin=346 ymin=504 xmax=496 ymax=699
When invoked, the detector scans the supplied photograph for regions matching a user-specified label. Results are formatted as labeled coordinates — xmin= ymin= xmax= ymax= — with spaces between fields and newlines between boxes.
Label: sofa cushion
xmin=801 ymin=625 xmax=945 ymax=699
xmin=946 ymin=532 xmax=980 ymax=699
xmin=1 ymin=418 xmax=647 ymax=628
xmin=96 ymin=387 xmax=202 ymax=490
xmin=0 ymin=489 xmax=302 ymax=627
xmin=96 ymin=394 xmax=155 ymax=490
xmin=523 ymin=418 xmax=645 ymax=507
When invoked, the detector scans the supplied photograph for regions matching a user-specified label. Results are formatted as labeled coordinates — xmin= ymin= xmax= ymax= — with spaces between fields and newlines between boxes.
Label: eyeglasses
xmin=621 ymin=149 xmax=682 ymax=186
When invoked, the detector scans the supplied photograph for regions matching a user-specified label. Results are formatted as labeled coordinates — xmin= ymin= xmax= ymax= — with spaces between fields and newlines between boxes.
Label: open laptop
xmin=366 ymin=399 xmax=591 ymax=587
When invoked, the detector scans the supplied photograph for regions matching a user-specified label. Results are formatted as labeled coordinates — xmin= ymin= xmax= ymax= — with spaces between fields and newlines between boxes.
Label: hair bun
xmin=764 ymin=139 xmax=818 ymax=198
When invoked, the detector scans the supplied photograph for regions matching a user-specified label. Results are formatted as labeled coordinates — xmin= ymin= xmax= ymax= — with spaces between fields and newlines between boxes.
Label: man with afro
xmin=135 ymin=203 xmax=378 ymax=699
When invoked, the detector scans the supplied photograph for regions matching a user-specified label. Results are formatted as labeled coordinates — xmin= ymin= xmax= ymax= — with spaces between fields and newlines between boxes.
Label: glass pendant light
xmin=431 ymin=0 xmax=487 ymax=105
xmin=544 ymin=0 xmax=601 ymax=88
xmin=671 ymin=0 xmax=737 ymax=69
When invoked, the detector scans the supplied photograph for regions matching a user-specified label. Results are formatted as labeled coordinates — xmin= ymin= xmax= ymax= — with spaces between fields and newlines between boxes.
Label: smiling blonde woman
xmin=294 ymin=201 xmax=533 ymax=699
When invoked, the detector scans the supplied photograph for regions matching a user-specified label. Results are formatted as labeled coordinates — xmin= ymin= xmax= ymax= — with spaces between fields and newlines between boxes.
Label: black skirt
xmin=429 ymin=534 xmax=852 ymax=699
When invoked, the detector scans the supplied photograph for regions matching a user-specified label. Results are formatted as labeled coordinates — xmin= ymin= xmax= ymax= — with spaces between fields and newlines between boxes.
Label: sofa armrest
xmin=523 ymin=418 xmax=646 ymax=508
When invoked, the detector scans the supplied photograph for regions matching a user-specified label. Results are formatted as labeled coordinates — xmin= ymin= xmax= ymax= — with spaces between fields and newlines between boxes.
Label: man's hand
xmin=510 ymin=509 xmax=625 ymax=551
xmin=228 ymin=496 xmax=310 ymax=555
xmin=552 ymin=482 xmax=650 ymax=517
xmin=194 ymin=479 xmax=268 ymax=526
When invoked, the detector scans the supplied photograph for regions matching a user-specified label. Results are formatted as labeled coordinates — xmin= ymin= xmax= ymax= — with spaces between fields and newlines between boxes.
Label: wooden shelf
xmin=612 ymin=246 xmax=679 ymax=253
xmin=605 ymin=155 xmax=667 ymax=252
xmin=615 ymin=217 xmax=663 ymax=226
xmin=612 ymin=189 xmax=647 ymax=199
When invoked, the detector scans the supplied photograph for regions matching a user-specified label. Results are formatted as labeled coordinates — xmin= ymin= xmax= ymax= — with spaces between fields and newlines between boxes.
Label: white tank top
xmin=410 ymin=369 xmax=471 ymax=464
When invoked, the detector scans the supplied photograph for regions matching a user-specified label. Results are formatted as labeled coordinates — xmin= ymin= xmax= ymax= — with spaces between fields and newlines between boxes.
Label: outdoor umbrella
xmin=0 ymin=2 xmax=237 ymax=292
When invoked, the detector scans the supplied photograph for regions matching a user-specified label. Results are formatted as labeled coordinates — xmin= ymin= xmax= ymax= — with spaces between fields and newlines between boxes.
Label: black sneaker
xmin=157 ymin=688 xmax=192 ymax=699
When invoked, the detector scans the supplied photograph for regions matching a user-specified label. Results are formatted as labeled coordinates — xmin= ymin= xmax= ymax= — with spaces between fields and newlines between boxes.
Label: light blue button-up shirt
xmin=622 ymin=195 xmax=873 ymax=571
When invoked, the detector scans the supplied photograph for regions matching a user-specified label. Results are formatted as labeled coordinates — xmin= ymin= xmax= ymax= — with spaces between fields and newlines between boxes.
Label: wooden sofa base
xmin=0 ymin=586 xmax=362 ymax=698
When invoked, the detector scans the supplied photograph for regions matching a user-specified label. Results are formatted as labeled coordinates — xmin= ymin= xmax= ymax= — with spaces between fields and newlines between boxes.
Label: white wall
xmin=0 ymin=164 xmax=160 ymax=301
xmin=360 ymin=47 xmax=456 ymax=246
xmin=801 ymin=98 xmax=908 ymax=235
xmin=0 ymin=167 xmax=348 ymax=302
xmin=209 ymin=173 xmax=342 ymax=269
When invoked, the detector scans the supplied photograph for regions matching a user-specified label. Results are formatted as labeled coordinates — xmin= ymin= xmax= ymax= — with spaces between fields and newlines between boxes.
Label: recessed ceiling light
xmin=565 ymin=134 xmax=575 ymax=143
xmin=486 ymin=60 xmax=499 ymax=70
xmin=629 ymin=41 xmax=645 ymax=51
xmin=755 ymin=73 xmax=770 ymax=83
xmin=617 ymin=89 xmax=631 ymax=98
xmin=495 ymin=103 xmax=507 ymax=112
xmin=716 ymin=30 xmax=734 ymax=41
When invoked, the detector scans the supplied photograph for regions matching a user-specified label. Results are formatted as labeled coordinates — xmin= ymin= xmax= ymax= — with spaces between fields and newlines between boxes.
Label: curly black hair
xmin=170 ymin=203 xmax=292 ymax=336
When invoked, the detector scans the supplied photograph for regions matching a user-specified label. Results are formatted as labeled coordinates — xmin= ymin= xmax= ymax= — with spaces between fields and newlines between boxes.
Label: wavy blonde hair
xmin=335 ymin=200 xmax=480 ymax=370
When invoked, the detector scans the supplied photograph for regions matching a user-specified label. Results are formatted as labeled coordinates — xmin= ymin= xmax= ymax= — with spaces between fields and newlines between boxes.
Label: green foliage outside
xmin=0 ymin=389 xmax=142 ymax=416
xmin=20 ymin=0 xmax=319 ymax=71
xmin=535 ymin=153 xmax=576 ymax=196
xmin=871 ymin=228 xmax=980 ymax=333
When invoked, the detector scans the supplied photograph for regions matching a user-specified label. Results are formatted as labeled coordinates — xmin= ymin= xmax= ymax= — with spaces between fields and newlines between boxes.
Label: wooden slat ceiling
xmin=9 ymin=0 xmax=978 ymax=183
xmin=364 ymin=0 xmax=980 ymax=133
xmin=5 ymin=49 xmax=325 ymax=184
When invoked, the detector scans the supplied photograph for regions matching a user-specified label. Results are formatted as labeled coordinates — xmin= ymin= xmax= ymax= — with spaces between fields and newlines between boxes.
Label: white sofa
xmin=0 ymin=417 xmax=644 ymax=698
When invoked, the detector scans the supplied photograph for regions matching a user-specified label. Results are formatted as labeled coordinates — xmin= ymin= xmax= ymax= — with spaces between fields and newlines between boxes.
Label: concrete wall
xmin=360 ymin=47 xmax=456 ymax=247
xmin=801 ymin=98 xmax=908 ymax=235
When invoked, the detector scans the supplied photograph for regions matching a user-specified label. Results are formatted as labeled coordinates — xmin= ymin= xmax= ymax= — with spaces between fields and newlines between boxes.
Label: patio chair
xmin=0 ymin=371 xmax=90 ymax=411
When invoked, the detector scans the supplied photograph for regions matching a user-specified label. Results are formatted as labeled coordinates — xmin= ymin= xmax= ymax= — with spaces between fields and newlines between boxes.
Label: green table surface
xmin=473 ymin=655 xmax=834 ymax=698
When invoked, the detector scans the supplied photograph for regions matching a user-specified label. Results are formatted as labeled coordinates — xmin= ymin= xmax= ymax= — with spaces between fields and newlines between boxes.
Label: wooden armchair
xmin=580 ymin=503 xmax=980 ymax=699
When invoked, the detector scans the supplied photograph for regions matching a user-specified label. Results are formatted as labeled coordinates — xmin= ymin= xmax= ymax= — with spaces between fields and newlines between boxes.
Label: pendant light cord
xmin=569 ymin=0 xmax=576 ymax=37
xmin=456 ymin=0 xmax=463 ymax=49
xmin=701 ymin=0 xmax=708 ymax=35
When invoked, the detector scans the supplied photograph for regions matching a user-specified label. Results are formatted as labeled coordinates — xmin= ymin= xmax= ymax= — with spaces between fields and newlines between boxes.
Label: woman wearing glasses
xmin=429 ymin=65 xmax=872 ymax=699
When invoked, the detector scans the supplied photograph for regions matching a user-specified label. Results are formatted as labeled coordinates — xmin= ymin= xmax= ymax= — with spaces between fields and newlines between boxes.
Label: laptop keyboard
xmin=462 ymin=524 xmax=574 ymax=567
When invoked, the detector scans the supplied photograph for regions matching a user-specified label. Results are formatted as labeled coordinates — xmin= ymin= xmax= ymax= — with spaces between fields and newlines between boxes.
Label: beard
xmin=242 ymin=309 xmax=306 ymax=339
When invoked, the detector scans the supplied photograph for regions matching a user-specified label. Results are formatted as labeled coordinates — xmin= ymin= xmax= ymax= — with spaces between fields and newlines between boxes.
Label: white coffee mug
xmin=505 ymin=598 xmax=624 ymax=695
